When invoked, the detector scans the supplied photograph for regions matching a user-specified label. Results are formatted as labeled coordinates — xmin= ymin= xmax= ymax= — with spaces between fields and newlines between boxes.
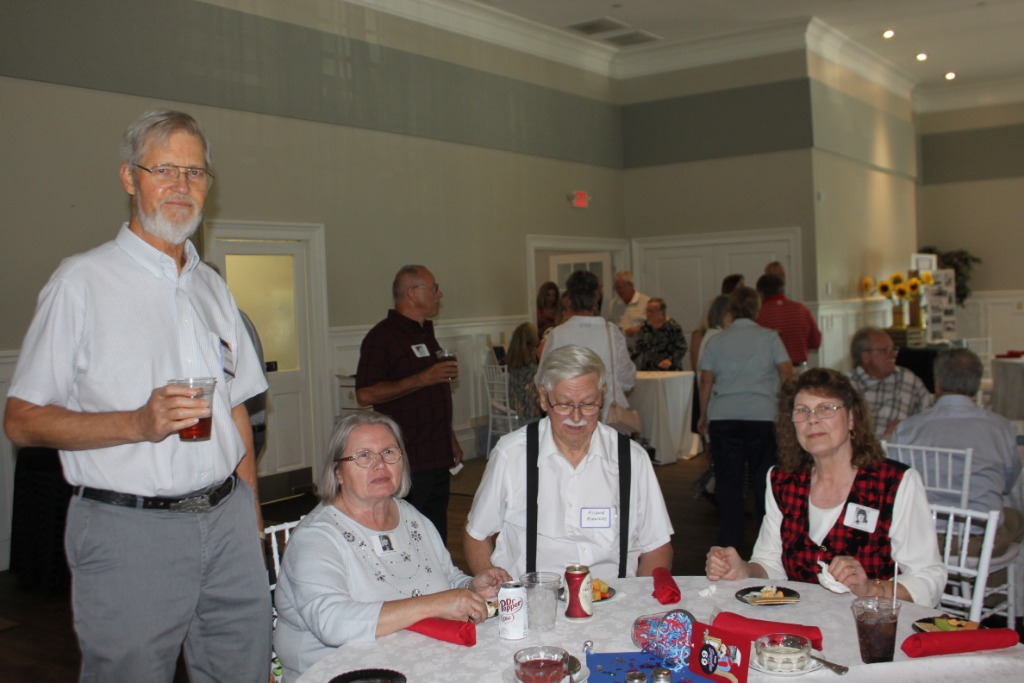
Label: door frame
xmin=631 ymin=227 xmax=804 ymax=300
xmin=525 ymin=234 xmax=631 ymax=316
xmin=204 ymin=220 xmax=333 ymax=479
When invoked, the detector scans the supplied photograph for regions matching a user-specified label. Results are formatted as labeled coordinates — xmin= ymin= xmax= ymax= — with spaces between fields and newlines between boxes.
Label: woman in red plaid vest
xmin=705 ymin=368 xmax=945 ymax=606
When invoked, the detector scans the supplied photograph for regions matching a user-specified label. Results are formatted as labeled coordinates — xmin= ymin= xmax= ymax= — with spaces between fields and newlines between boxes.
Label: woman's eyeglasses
xmin=336 ymin=448 xmax=403 ymax=467
xmin=791 ymin=403 xmax=845 ymax=422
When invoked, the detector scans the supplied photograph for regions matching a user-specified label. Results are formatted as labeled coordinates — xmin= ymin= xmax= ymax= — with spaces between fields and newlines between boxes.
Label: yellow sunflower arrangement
xmin=863 ymin=271 xmax=931 ymax=301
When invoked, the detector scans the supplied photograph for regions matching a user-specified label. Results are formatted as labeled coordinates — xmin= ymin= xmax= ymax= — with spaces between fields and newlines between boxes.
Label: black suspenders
xmin=525 ymin=421 xmax=632 ymax=578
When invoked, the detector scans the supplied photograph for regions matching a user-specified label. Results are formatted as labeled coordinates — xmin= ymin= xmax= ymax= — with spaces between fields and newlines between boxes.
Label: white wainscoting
xmin=329 ymin=315 xmax=529 ymax=467
xmin=3 ymin=293 xmax=1018 ymax=571
xmin=807 ymin=290 xmax=1024 ymax=373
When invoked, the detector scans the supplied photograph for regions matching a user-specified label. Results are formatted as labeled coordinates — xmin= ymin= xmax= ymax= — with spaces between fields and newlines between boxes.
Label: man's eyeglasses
xmin=548 ymin=401 xmax=603 ymax=417
xmin=411 ymin=283 xmax=440 ymax=293
xmin=133 ymin=163 xmax=214 ymax=187
xmin=869 ymin=345 xmax=899 ymax=354
xmin=336 ymin=448 xmax=403 ymax=467
xmin=791 ymin=403 xmax=846 ymax=422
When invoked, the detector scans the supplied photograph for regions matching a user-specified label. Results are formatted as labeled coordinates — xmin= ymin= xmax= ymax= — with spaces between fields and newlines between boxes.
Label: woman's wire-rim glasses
xmin=336 ymin=448 xmax=403 ymax=467
xmin=791 ymin=403 xmax=846 ymax=423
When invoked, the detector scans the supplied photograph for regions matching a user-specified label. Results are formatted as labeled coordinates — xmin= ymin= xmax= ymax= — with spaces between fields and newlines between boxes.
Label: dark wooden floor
xmin=0 ymin=450 xmax=756 ymax=682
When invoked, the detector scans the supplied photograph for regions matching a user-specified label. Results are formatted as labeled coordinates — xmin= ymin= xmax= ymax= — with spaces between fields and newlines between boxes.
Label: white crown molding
xmin=804 ymin=18 xmax=915 ymax=100
xmin=343 ymin=0 xmax=615 ymax=74
xmin=215 ymin=1 xmax=1023 ymax=111
xmin=610 ymin=18 xmax=810 ymax=80
xmin=913 ymin=75 xmax=1024 ymax=114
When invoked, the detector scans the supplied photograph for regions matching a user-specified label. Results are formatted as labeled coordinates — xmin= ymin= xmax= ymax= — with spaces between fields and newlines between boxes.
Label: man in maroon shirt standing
xmin=356 ymin=265 xmax=463 ymax=543
xmin=755 ymin=273 xmax=822 ymax=368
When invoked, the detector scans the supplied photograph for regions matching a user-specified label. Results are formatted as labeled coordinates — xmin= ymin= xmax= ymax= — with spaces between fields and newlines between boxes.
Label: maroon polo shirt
xmin=356 ymin=310 xmax=454 ymax=472
xmin=756 ymin=294 xmax=822 ymax=365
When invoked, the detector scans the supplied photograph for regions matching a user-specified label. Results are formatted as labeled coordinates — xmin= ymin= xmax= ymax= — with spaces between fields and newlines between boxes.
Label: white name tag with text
xmin=411 ymin=344 xmax=430 ymax=358
xmin=580 ymin=507 xmax=612 ymax=529
xmin=843 ymin=503 xmax=880 ymax=534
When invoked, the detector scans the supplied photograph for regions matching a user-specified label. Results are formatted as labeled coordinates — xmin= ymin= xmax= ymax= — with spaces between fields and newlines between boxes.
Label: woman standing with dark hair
xmin=705 ymin=369 xmax=945 ymax=606
xmin=697 ymin=286 xmax=792 ymax=548
xmin=535 ymin=281 xmax=560 ymax=337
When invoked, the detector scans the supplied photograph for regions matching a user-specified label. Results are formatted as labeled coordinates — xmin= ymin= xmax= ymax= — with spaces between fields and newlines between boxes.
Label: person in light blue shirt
xmin=892 ymin=347 xmax=1023 ymax=555
xmin=698 ymin=286 xmax=793 ymax=547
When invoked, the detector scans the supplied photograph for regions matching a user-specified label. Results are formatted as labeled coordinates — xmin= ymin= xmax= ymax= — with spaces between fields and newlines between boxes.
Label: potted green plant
xmin=919 ymin=247 xmax=982 ymax=306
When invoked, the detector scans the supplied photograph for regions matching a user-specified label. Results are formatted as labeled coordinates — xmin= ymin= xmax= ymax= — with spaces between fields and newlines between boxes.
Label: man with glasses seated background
xmin=848 ymin=326 xmax=932 ymax=439
xmin=463 ymin=345 xmax=673 ymax=579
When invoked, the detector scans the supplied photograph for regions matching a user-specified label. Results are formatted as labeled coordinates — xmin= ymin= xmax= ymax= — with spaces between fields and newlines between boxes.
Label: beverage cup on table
xmin=851 ymin=597 xmax=901 ymax=663
xmin=520 ymin=571 xmax=560 ymax=632
xmin=514 ymin=646 xmax=568 ymax=683
xmin=169 ymin=378 xmax=216 ymax=442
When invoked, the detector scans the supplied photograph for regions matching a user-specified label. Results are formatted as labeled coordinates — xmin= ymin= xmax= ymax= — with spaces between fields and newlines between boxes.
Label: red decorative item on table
xmin=651 ymin=567 xmax=681 ymax=604
xmin=564 ymin=564 xmax=593 ymax=619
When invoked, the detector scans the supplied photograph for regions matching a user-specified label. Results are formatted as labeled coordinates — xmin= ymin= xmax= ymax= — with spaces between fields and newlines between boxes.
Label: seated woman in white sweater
xmin=273 ymin=412 xmax=510 ymax=680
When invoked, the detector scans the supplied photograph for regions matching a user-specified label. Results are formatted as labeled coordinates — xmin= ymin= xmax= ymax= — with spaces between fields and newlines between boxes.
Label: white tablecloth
xmin=629 ymin=371 xmax=698 ymax=465
xmin=991 ymin=357 xmax=1024 ymax=420
xmin=294 ymin=576 xmax=1024 ymax=683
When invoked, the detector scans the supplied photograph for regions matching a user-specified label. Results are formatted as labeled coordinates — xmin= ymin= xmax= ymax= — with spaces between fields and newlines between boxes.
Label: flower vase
xmin=908 ymin=295 xmax=923 ymax=328
xmin=891 ymin=303 xmax=906 ymax=329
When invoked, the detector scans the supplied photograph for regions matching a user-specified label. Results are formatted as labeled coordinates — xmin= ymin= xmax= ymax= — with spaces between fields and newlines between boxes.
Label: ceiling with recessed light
xmin=459 ymin=0 xmax=1024 ymax=98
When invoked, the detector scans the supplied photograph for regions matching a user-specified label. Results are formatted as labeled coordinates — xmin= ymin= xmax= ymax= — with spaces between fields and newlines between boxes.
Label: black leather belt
xmin=74 ymin=475 xmax=236 ymax=513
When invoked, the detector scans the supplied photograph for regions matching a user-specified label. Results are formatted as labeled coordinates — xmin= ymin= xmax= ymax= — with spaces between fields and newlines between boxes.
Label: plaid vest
xmin=771 ymin=460 xmax=908 ymax=582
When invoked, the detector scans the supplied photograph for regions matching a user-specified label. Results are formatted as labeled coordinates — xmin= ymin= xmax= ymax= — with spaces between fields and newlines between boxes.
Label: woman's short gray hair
xmin=319 ymin=411 xmax=413 ymax=504
xmin=120 ymin=109 xmax=212 ymax=168
xmin=536 ymin=345 xmax=607 ymax=394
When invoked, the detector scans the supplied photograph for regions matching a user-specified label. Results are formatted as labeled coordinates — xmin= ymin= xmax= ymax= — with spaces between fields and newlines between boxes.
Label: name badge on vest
xmin=580 ymin=507 xmax=612 ymax=529
xmin=843 ymin=503 xmax=879 ymax=534
xmin=411 ymin=343 xmax=430 ymax=358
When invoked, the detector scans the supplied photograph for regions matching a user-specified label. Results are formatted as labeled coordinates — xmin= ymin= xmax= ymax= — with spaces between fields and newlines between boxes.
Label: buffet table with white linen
xmin=629 ymin=371 xmax=698 ymax=465
xmin=294 ymin=576 xmax=1023 ymax=683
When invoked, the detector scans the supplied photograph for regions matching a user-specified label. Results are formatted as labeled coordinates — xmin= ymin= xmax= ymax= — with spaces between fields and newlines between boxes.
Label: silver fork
xmin=810 ymin=653 xmax=849 ymax=675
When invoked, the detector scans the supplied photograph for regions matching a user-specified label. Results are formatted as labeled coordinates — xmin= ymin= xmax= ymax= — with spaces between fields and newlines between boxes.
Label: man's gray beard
xmin=138 ymin=203 xmax=202 ymax=245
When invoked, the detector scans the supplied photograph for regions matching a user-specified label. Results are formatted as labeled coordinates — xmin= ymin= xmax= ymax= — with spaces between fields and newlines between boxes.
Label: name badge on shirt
xmin=843 ymin=503 xmax=880 ymax=533
xmin=580 ymin=507 xmax=612 ymax=529
xmin=411 ymin=343 xmax=430 ymax=358
xmin=220 ymin=338 xmax=236 ymax=378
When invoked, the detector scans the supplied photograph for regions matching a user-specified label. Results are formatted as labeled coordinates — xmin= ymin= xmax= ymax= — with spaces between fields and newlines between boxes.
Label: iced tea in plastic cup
xmin=169 ymin=378 xmax=216 ymax=441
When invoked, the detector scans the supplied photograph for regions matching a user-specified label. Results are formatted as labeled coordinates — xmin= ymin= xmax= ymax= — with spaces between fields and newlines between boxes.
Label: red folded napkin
xmin=712 ymin=611 xmax=823 ymax=650
xmin=407 ymin=618 xmax=476 ymax=646
xmin=651 ymin=567 xmax=681 ymax=604
xmin=901 ymin=628 xmax=1019 ymax=657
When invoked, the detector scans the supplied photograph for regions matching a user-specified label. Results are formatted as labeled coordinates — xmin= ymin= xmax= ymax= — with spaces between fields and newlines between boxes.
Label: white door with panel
xmin=204 ymin=223 xmax=331 ymax=484
xmin=633 ymin=228 xmax=801 ymax=345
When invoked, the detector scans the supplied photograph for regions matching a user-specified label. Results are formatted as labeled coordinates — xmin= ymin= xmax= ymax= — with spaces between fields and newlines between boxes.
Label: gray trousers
xmin=65 ymin=479 xmax=272 ymax=683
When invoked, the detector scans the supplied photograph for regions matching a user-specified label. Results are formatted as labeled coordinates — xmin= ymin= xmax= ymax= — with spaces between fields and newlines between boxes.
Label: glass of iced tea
xmin=851 ymin=597 xmax=901 ymax=663
xmin=514 ymin=646 xmax=568 ymax=683
xmin=169 ymin=377 xmax=216 ymax=442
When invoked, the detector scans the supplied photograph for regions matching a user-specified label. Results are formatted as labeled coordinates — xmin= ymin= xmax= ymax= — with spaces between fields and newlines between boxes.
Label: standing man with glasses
xmin=847 ymin=326 xmax=932 ymax=439
xmin=463 ymin=345 xmax=673 ymax=579
xmin=356 ymin=265 xmax=462 ymax=543
xmin=4 ymin=110 xmax=271 ymax=681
